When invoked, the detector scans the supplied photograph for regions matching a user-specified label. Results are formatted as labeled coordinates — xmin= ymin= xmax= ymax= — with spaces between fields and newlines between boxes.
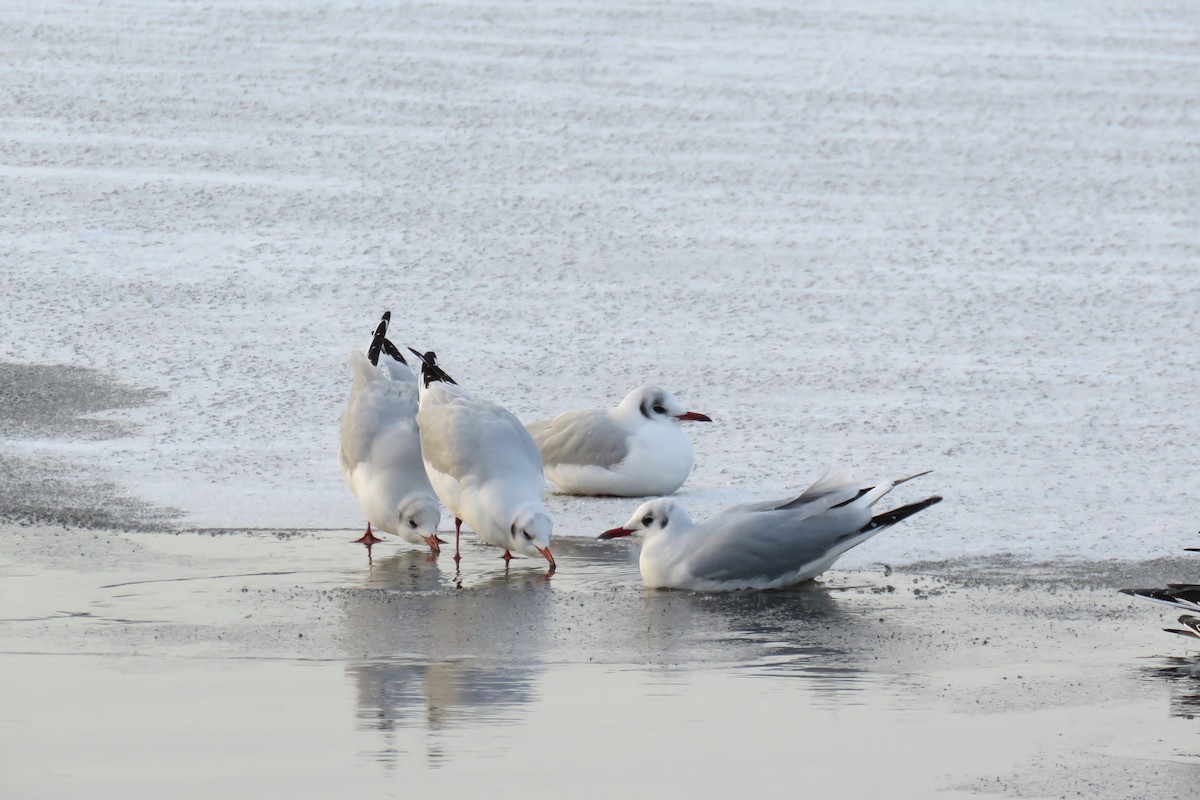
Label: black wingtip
xmin=366 ymin=311 xmax=391 ymax=366
xmin=860 ymin=495 xmax=942 ymax=533
xmin=380 ymin=338 xmax=407 ymax=366
xmin=1163 ymin=627 xmax=1200 ymax=640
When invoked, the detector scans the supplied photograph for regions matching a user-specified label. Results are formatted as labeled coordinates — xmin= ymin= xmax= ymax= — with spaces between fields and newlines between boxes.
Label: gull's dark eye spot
xmin=408 ymin=519 xmax=418 ymax=529
xmin=652 ymin=404 xmax=666 ymax=414
xmin=522 ymin=531 xmax=532 ymax=541
xmin=641 ymin=515 xmax=654 ymax=526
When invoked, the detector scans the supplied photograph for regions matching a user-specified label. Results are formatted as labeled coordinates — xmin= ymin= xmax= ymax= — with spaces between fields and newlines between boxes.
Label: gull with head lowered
xmin=410 ymin=349 xmax=555 ymax=572
xmin=339 ymin=312 xmax=442 ymax=556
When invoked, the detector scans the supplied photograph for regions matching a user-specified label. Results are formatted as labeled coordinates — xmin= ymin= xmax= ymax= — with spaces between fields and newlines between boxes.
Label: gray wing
xmin=728 ymin=480 xmax=860 ymax=519
xmin=683 ymin=505 xmax=874 ymax=584
xmin=526 ymin=409 xmax=630 ymax=469
xmin=419 ymin=392 xmax=543 ymax=484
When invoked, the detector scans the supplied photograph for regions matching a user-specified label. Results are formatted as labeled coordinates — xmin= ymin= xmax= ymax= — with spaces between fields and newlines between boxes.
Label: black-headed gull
xmin=339 ymin=312 xmax=443 ymax=556
xmin=525 ymin=385 xmax=712 ymax=497
xmin=599 ymin=465 xmax=941 ymax=591
xmin=410 ymin=349 xmax=555 ymax=571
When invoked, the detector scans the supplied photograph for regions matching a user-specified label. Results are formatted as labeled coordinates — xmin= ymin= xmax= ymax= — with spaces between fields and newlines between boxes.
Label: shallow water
xmin=3 ymin=526 xmax=1198 ymax=798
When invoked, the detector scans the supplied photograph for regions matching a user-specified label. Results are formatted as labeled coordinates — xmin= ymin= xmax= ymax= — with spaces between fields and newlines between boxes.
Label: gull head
xmin=398 ymin=494 xmax=442 ymax=542
xmin=510 ymin=504 xmax=555 ymax=568
xmin=599 ymin=498 xmax=688 ymax=541
xmin=617 ymin=385 xmax=712 ymax=426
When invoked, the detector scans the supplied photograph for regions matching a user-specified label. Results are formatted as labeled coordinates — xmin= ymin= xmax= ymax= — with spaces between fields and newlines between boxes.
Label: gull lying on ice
xmin=339 ymin=312 xmax=442 ymax=555
xmin=526 ymin=385 xmax=712 ymax=496
xmin=410 ymin=349 xmax=556 ymax=571
xmin=599 ymin=465 xmax=941 ymax=591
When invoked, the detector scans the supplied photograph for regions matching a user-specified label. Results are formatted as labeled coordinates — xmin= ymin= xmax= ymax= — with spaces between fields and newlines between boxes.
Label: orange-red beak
xmin=537 ymin=546 xmax=556 ymax=571
xmin=599 ymin=527 xmax=634 ymax=540
xmin=676 ymin=411 xmax=712 ymax=422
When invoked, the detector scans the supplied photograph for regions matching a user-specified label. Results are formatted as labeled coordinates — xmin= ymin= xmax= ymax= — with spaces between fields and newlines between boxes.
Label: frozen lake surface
xmin=2 ymin=0 xmax=1198 ymax=565
xmin=2 ymin=2 xmax=1200 ymax=796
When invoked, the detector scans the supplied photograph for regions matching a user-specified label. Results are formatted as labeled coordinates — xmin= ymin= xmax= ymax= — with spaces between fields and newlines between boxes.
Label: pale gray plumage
xmin=601 ymin=465 xmax=941 ymax=591
xmin=419 ymin=391 xmax=543 ymax=485
xmin=526 ymin=384 xmax=711 ymax=497
xmin=526 ymin=411 xmax=629 ymax=469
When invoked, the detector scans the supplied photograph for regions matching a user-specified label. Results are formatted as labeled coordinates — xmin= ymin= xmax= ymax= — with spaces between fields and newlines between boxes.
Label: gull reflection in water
xmin=341 ymin=549 xmax=553 ymax=767
xmin=1143 ymin=655 xmax=1200 ymax=720
xmin=626 ymin=580 xmax=872 ymax=699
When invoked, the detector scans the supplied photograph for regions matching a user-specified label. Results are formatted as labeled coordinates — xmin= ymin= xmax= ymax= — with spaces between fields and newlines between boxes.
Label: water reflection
xmin=340 ymin=548 xmax=553 ymax=767
xmin=627 ymin=581 xmax=872 ymax=700
xmin=339 ymin=542 xmax=897 ymax=767
xmin=1143 ymin=655 xmax=1200 ymax=719
xmin=346 ymin=657 xmax=538 ymax=767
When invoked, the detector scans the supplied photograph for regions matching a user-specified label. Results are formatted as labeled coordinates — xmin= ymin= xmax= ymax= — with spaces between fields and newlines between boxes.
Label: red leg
xmin=454 ymin=518 xmax=462 ymax=563
xmin=353 ymin=522 xmax=383 ymax=546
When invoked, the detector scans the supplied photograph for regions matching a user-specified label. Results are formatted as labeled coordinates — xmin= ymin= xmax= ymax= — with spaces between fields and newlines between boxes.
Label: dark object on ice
xmin=1120 ymin=584 xmax=1200 ymax=614
xmin=366 ymin=311 xmax=391 ymax=366
xmin=859 ymin=495 xmax=942 ymax=534
xmin=406 ymin=348 xmax=458 ymax=388
xmin=1165 ymin=615 xmax=1200 ymax=640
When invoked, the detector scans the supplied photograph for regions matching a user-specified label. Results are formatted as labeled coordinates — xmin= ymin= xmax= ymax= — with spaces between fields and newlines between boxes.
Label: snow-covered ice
xmin=2 ymin=0 xmax=1198 ymax=565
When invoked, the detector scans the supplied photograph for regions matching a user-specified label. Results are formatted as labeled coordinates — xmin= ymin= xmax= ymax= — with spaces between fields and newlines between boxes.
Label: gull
xmin=339 ymin=312 xmax=442 ymax=556
xmin=599 ymin=464 xmax=941 ymax=591
xmin=525 ymin=385 xmax=712 ymax=496
xmin=409 ymin=349 xmax=555 ymax=571
xmin=1120 ymin=584 xmax=1200 ymax=615
xmin=1121 ymin=545 xmax=1200 ymax=637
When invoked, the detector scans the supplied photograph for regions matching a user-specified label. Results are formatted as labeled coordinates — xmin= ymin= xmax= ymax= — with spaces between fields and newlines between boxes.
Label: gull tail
xmin=406 ymin=347 xmax=459 ymax=388
xmin=366 ymin=311 xmax=391 ymax=366
xmin=859 ymin=495 xmax=943 ymax=534
xmin=380 ymin=337 xmax=407 ymax=365
xmin=1120 ymin=585 xmax=1200 ymax=614
xmin=1165 ymin=614 xmax=1200 ymax=639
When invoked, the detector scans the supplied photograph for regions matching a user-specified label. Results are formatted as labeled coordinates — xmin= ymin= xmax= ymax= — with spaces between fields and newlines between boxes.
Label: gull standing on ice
xmin=410 ymin=349 xmax=556 ymax=571
xmin=525 ymin=385 xmax=712 ymax=496
xmin=339 ymin=312 xmax=443 ymax=556
xmin=599 ymin=465 xmax=941 ymax=591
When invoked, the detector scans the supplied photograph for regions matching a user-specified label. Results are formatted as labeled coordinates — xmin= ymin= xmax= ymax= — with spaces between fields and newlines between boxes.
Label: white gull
xmin=526 ymin=385 xmax=711 ymax=497
xmin=410 ymin=349 xmax=555 ymax=571
xmin=599 ymin=464 xmax=941 ymax=591
xmin=339 ymin=312 xmax=442 ymax=555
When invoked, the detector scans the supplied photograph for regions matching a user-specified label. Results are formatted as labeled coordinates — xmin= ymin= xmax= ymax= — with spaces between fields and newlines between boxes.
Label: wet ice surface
xmin=0 ymin=362 xmax=178 ymax=530
xmin=2 ymin=525 xmax=1199 ymax=799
